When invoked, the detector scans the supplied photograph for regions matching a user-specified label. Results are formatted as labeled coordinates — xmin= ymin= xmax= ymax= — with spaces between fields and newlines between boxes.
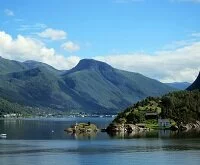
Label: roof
xmin=158 ymin=119 xmax=170 ymax=122
xmin=145 ymin=112 xmax=158 ymax=116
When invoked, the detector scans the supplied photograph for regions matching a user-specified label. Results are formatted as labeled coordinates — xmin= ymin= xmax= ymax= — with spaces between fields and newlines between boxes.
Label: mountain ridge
xmin=165 ymin=82 xmax=191 ymax=90
xmin=0 ymin=57 xmax=176 ymax=114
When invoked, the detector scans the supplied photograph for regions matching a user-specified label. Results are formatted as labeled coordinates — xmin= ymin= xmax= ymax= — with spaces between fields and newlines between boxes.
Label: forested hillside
xmin=113 ymin=90 xmax=200 ymax=125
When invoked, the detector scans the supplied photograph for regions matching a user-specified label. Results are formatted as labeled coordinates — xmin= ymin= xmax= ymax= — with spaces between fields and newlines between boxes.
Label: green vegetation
xmin=145 ymin=119 xmax=159 ymax=129
xmin=0 ymin=97 xmax=31 ymax=117
xmin=160 ymin=90 xmax=200 ymax=124
xmin=113 ymin=96 xmax=160 ymax=124
xmin=65 ymin=122 xmax=98 ymax=133
xmin=0 ymin=97 xmax=63 ymax=118
xmin=113 ymin=90 xmax=200 ymax=126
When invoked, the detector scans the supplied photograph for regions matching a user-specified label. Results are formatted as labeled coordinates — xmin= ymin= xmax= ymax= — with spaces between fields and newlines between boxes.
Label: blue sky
xmin=0 ymin=0 xmax=200 ymax=82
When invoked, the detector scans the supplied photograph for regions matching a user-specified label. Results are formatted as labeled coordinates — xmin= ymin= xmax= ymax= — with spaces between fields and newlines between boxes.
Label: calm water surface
xmin=0 ymin=118 xmax=200 ymax=165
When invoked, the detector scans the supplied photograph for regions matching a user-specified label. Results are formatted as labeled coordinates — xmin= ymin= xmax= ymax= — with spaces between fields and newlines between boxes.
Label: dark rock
xmin=170 ymin=125 xmax=178 ymax=131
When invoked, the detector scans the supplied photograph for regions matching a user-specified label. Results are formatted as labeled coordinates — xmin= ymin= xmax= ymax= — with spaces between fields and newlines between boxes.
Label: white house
xmin=3 ymin=113 xmax=20 ymax=118
xmin=158 ymin=119 xmax=171 ymax=127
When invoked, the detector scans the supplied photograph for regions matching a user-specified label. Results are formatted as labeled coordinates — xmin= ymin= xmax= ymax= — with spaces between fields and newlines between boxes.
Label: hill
xmin=112 ymin=90 xmax=200 ymax=126
xmin=0 ymin=56 xmax=28 ymax=74
xmin=187 ymin=72 xmax=200 ymax=90
xmin=165 ymin=82 xmax=191 ymax=90
xmin=23 ymin=60 xmax=62 ymax=75
xmin=0 ymin=57 xmax=175 ymax=114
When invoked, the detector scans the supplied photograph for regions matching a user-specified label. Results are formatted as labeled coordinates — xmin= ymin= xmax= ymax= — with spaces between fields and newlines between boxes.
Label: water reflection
xmin=1 ymin=118 xmax=200 ymax=165
xmin=1 ymin=118 xmax=200 ymax=140
xmin=107 ymin=129 xmax=200 ymax=139
xmin=0 ymin=118 xmax=111 ymax=140
xmin=68 ymin=131 xmax=97 ymax=140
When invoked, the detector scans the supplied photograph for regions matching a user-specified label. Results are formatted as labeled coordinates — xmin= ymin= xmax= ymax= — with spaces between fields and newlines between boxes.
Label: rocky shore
xmin=179 ymin=121 xmax=200 ymax=131
xmin=105 ymin=120 xmax=200 ymax=134
xmin=106 ymin=123 xmax=150 ymax=134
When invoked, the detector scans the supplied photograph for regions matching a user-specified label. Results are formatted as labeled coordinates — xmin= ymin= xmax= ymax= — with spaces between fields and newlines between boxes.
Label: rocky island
xmin=65 ymin=122 xmax=98 ymax=133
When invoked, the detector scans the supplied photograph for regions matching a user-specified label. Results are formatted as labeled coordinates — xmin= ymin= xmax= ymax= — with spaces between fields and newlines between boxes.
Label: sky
xmin=0 ymin=0 xmax=200 ymax=83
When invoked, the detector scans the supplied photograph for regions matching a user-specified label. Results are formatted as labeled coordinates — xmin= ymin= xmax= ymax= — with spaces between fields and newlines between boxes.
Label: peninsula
xmin=106 ymin=89 xmax=200 ymax=133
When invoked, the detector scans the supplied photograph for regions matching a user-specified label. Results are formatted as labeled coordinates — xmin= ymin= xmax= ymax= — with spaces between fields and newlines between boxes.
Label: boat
xmin=0 ymin=134 xmax=7 ymax=138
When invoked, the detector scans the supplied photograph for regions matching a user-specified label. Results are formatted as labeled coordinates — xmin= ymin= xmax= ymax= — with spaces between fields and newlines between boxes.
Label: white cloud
xmin=0 ymin=31 xmax=80 ymax=70
xmin=18 ymin=23 xmax=47 ymax=31
xmin=0 ymin=31 xmax=199 ymax=83
xmin=191 ymin=32 xmax=200 ymax=37
xmin=4 ymin=9 xmax=14 ymax=16
xmin=94 ymin=42 xmax=200 ymax=83
xmin=61 ymin=41 xmax=80 ymax=52
xmin=162 ymin=39 xmax=199 ymax=50
xmin=38 ymin=28 xmax=67 ymax=40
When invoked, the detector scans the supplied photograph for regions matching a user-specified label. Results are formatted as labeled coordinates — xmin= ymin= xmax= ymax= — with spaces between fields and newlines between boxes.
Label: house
xmin=158 ymin=119 xmax=171 ymax=128
xmin=145 ymin=112 xmax=158 ymax=120
xmin=3 ymin=113 xmax=18 ymax=118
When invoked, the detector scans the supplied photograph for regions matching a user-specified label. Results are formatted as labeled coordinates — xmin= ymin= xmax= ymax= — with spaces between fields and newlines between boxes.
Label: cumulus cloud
xmin=0 ymin=31 xmax=199 ymax=83
xmin=94 ymin=42 xmax=200 ymax=83
xmin=61 ymin=41 xmax=80 ymax=52
xmin=38 ymin=28 xmax=67 ymax=40
xmin=0 ymin=31 xmax=79 ymax=70
xmin=4 ymin=9 xmax=14 ymax=16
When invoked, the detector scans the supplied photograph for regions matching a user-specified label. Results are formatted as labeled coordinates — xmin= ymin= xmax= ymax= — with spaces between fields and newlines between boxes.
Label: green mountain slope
xmin=62 ymin=59 xmax=175 ymax=112
xmin=23 ymin=60 xmax=62 ymax=75
xmin=0 ymin=57 xmax=175 ymax=114
xmin=187 ymin=72 xmax=200 ymax=90
xmin=0 ymin=66 xmax=78 ymax=110
xmin=0 ymin=56 xmax=28 ymax=74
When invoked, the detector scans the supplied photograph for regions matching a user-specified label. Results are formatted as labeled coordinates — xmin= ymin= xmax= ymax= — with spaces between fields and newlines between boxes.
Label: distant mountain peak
xmin=165 ymin=82 xmax=191 ymax=90
xmin=70 ymin=59 xmax=113 ymax=72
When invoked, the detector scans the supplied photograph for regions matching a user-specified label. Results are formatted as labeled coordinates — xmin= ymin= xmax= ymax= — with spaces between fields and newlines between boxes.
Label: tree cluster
xmin=113 ymin=90 xmax=200 ymax=124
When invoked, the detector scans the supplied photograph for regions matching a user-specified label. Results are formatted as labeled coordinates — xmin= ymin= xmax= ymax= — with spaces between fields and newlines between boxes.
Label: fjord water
xmin=0 ymin=118 xmax=200 ymax=165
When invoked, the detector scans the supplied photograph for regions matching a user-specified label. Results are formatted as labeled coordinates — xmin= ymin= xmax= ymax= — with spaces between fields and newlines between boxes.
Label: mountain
xmin=23 ymin=60 xmax=62 ymax=75
xmin=165 ymin=82 xmax=191 ymax=90
xmin=187 ymin=72 xmax=200 ymax=90
xmin=62 ymin=59 xmax=175 ymax=112
xmin=0 ymin=56 xmax=28 ymax=74
xmin=0 ymin=66 xmax=77 ymax=110
xmin=0 ymin=57 xmax=61 ymax=75
xmin=0 ymin=57 xmax=175 ymax=114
